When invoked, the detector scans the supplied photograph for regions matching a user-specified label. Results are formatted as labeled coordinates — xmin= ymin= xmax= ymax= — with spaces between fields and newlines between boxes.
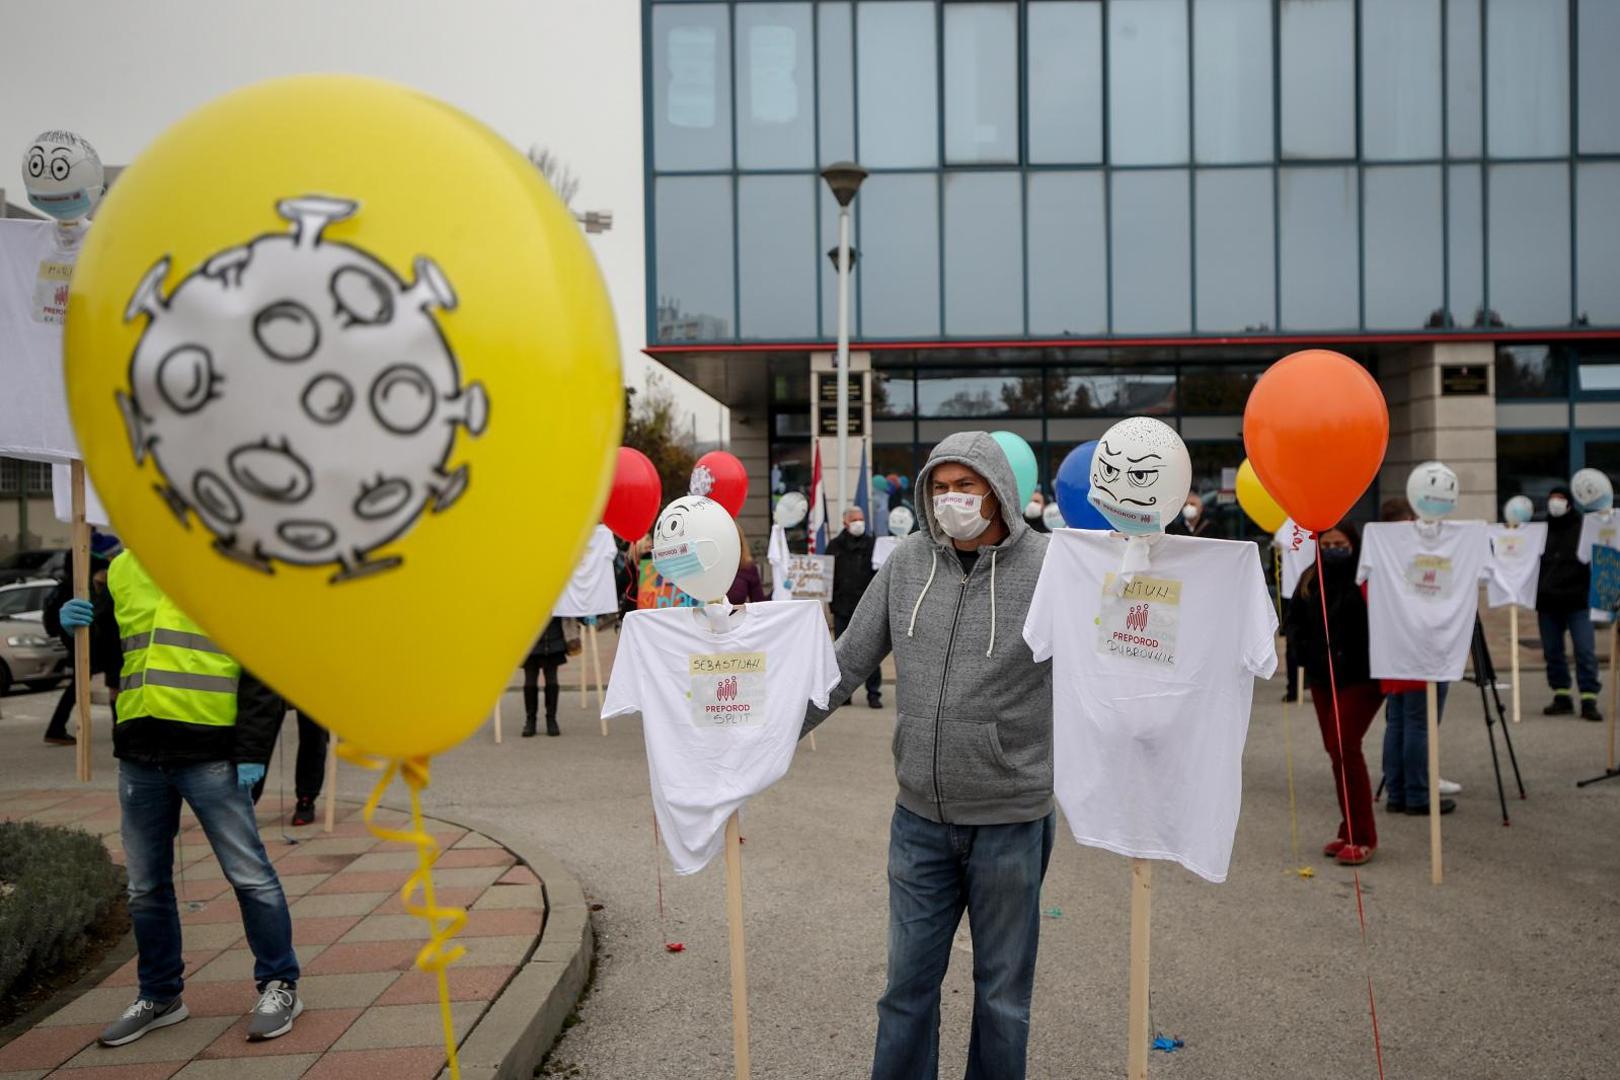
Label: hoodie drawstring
xmin=985 ymin=549 xmax=998 ymax=657
xmin=907 ymin=549 xmax=939 ymax=638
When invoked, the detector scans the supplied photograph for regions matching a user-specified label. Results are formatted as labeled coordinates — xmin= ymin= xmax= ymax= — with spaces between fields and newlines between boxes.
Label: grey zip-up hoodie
xmin=803 ymin=431 xmax=1053 ymax=824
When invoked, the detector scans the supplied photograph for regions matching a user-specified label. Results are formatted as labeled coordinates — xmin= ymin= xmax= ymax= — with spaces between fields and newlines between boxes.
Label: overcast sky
xmin=0 ymin=0 xmax=726 ymax=440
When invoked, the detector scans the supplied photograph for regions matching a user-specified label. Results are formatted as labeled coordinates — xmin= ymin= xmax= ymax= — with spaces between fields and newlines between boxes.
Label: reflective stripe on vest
xmin=108 ymin=552 xmax=241 ymax=729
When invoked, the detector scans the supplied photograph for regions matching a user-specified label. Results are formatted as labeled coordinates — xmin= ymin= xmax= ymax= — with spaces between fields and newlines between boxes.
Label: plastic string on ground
xmin=1312 ymin=540 xmax=1387 ymax=1080
xmin=652 ymin=811 xmax=684 ymax=953
xmin=337 ymin=743 xmax=467 ymax=1080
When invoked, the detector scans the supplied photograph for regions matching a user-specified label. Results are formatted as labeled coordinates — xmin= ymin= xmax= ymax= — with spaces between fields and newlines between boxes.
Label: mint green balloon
xmin=991 ymin=430 xmax=1038 ymax=508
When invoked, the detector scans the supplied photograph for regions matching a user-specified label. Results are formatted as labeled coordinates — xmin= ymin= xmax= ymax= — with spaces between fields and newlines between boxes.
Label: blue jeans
xmin=1537 ymin=609 xmax=1601 ymax=696
xmin=119 ymin=759 xmax=299 ymax=1000
xmin=872 ymin=804 xmax=1055 ymax=1080
xmin=1382 ymin=684 xmax=1448 ymax=809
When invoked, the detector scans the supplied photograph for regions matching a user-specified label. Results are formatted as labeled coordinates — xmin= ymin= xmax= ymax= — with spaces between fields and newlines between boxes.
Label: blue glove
xmin=236 ymin=763 xmax=266 ymax=791
xmin=59 ymin=598 xmax=96 ymax=629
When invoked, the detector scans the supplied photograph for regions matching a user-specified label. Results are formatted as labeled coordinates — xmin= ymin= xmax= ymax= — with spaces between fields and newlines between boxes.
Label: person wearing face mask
xmin=1536 ymin=485 xmax=1602 ymax=719
xmin=826 ymin=507 xmax=883 ymax=707
xmin=1024 ymin=488 xmax=1051 ymax=534
xmin=1166 ymin=494 xmax=1215 ymax=537
xmin=1291 ymin=521 xmax=1382 ymax=865
xmin=801 ymin=432 xmax=1052 ymax=1080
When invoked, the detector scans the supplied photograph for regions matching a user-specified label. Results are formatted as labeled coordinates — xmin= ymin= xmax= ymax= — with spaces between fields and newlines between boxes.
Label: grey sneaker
xmin=99 ymin=997 xmax=189 ymax=1046
xmin=246 ymin=980 xmax=303 ymax=1041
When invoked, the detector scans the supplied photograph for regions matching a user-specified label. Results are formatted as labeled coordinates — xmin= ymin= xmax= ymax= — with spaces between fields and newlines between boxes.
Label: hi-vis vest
xmin=108 ymin=552 xmax=240 ymax=728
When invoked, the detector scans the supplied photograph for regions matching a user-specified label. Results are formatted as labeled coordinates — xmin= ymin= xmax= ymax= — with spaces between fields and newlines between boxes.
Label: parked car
xmin=0 ymin=549 xmax=69 ymax=587
xmin=0 ymin=579 xmax=68 ymax=695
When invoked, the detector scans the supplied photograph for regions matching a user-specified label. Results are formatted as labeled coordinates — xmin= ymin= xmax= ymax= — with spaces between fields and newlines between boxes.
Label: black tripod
xmin=1468 ymin=615 xmax=1528 ymax=824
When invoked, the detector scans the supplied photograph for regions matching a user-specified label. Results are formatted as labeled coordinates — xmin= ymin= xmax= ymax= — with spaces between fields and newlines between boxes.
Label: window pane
xmin=1279 ymin=166 xmax=1359 ymax=329
xmin=872 ymin=372 xmax=916 ymax=419
xmin=1446 ymin=0 xmax=1482 ymax=157
xmin=1180 ymin=366 xmax=1264 ymax=415
xmin=1579 ymin=0 xmax=1620 ymax=152
xmin=1488 ymin=162 xmax=1570 ymax=327
xmin=819 ymin=2 xmax=854 ymax=164
xmin=944 ymin=3 xmax=1018 ymax=164
xmin=1578 ymin=363 xmax=1620 ymax=393
xmin=738 ymin=176 xmax=816 ymax=339
xmin=735 ymin=4 xmax=813 ymax=169
xmin=1110 ymin=170 xmax=1191 ymax=332
xmin=857 ymin=1 xmax=938 ymax=167
xmin=1361 ymin=0 xmax=1441 ymax=160
xmin=944 ymin=172 xmax=1023 ymax=335
xmin=1280 ymin=0 xmax=1355 ymax=159
xmin=1495 ymin=344 xmax=1569 ymax=397
xmin=1027 ymin=172 xmax=1107 ymax=335
xmin=1049 ymin=369 xmax=1177 ymax=416
xmin=1195 ymin=168 xmax=1274 ymax=332
xmin=1577 ymin=163 xmax=1620 ymax=326
xmin=1193 ymin=0 xmax=1272 ymax=163
xmin=655 ymin=176 xmax=734 ymax=342
xmin=1486 ymin=0 xmax=1569 ymax=158
xmin=1497 ymin=431 xmax=1569 ymax=505
xmin=652 ymin=4 xmax=732 ymax=171
xmin=1108 ymin=0 xmax=1190 ymax=165
xmin=859 ymin=173 xmax=940 ymax=336
xmin=916 ymin=370 xmax=1027 ymax=418
xmin=1029 ymin=1 xmax=1103 ymax=163
xmin=1364 ymin=166 xmax=1443 ymax=329
xmin=1448 ymin=164 xmax=1485 ymax=327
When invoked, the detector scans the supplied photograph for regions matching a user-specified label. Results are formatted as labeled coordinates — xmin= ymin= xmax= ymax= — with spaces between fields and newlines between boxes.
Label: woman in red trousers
xmin=1291 ymin=520 xmax=1383 ymax=866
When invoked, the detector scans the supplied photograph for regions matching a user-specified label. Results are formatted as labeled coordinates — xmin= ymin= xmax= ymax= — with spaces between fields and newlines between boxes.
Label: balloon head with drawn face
xmin=772 ymin=491 xmax=808 ymax=529
xmin=1406 ymin=461 xmax=1459 ymax=522
xmin=888 ymin=504 xmax=915 ymax=536
xmin=1572 ymin=467 xmax=1614 ymax=513
xmin=651 ymin=495 xmax=740 ymax=603
xmin=1503 ymin=495 xmax=1534 ymax=526
xmin=1086 ymin=417 xmax=1191 ymax=535
xmin=21 ymin=131 xmax=104 ymax=222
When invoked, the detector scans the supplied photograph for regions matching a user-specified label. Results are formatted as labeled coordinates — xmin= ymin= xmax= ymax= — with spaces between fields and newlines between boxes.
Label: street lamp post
xmin=820 ymin=161 xmax=867 ymax=526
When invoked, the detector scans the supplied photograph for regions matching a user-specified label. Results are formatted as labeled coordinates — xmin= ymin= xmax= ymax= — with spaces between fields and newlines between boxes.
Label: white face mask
xmin=1548 ymin=496 xmax=1570 ymax=518
xmin=934 ymin=492 xmax=991 ymax=541
xmin=1182 ymin=503 xmax=1200 ymax=522
xmin=847 ymin=519 xmax=866 ymax=537
xmin=1024 ymin=500 xmax=1042 ymax=519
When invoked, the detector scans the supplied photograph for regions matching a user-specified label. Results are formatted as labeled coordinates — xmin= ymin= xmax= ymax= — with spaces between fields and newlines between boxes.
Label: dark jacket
xmin=826 ymin=529 xmax=877 ymax=619
xmin=43 ymin=552 xmax=121 ymax=677
xmin=1291 ymin=557 xmax=1375 ymax=688
xmin=1538 ymin=486 xmax=1590 ymax=615
xmin=528 ymin=617 xmax=570 ymax=663
xmin=727 ymin=563 xmax=767 ymax=605
xmin=114 ymin=669 xmax=285 ymax=768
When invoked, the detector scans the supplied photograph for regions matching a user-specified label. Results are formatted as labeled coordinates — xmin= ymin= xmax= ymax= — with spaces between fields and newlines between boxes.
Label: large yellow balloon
xmin=1235 ymin=458 xmax=1287 ymax=534
xmin=65 ymin=76 xmax=622 ymax=759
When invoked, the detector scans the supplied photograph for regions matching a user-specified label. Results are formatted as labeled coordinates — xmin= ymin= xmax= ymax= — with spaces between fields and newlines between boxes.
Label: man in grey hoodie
xmin=802 ymin=431 xmax=1053 ymax=1080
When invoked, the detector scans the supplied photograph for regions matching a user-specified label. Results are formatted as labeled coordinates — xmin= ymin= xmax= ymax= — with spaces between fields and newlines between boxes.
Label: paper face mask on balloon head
xmin=1503 ymin=495 xmax=1534 ymax=526
xmin=773 ymin=491 xmax=808 ymax=529
xmin=1572 ymin=467 xmax=1614 ymax=513
xmin=652 ymin=495 xmax=740 ymax=603
xmin=888 ymin=504 xmax=915 ymax=536
xmin=1406 ymin=461 xmax=1458 ymax=521
xmin=1086 ymin=417 xmax=1192 ymax=535
xmin=21 ymin=131 xmax=104 ymax=222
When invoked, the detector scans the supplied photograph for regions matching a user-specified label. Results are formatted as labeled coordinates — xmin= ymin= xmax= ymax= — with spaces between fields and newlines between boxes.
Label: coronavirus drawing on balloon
xmin=116 ymin=195 xmax=490 ymax=582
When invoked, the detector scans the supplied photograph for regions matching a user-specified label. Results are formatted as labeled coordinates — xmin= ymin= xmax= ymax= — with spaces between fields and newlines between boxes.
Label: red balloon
xmin=603 ymin=447 xmax=661 ymax=543
xmin=1243 ymin=350 xmax=1389 ymax=531
xmin=690 ymin=450 xmax=749 ymax=517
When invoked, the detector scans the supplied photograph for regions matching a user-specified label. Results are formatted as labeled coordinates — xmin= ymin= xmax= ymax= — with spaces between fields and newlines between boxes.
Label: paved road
xmin=2 ymin=661 xmax=1616 ymax=1079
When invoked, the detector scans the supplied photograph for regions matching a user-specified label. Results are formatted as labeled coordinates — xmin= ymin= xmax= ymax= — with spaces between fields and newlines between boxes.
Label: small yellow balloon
xmin=1236 ymin=458 xmax=1287 ymax=534
xmin=65 ymin=75 xmax=622 ymax=759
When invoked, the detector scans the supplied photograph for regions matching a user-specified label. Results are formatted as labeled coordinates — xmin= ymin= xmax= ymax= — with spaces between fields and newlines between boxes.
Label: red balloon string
xmin=1312 ymin=537 xmax=1387 ymax=1080
xmin=651 ymin=811 xmax=684 ymax=953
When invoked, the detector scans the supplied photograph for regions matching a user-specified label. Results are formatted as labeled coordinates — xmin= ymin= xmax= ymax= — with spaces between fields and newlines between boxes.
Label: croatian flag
xmin=809 ymin=441 xmax=827 ymax=553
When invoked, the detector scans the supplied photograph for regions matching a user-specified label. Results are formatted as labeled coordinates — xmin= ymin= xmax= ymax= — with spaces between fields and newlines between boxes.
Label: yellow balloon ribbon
xmin=337 ymin=743 xmax=467 ymax=1079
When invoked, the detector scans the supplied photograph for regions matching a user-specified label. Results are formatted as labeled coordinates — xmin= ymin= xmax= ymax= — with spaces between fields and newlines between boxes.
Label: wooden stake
xmin=808 ymin=731 xmax=817 ymax=753
xmin=723 ymin=811 xmax=751 ymax=1080
xmin=579 ymin=621 xmax=589 ymax=711
xmin=588 ymin=621 xmax=604 ymax=709
xmin=70 ymin=462 xmax=91 ymax=783
xmin=493 ymin=692 xmax=503 ymax=744
xmin=323 ymin=737 xmax=338 ymax=833
xmin=1510 ymin=606 xmax=1522 ymax=723
xmin=1609 ymin=622 xmax=1618 ymax=773
xmin=1127 ymin=858 xmax=1152 ymax=1080
xmin=1427 ymin=681 xmax=1442 ymax=886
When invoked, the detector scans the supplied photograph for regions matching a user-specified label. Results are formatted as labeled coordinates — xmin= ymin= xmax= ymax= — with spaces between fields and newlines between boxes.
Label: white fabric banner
xmin=0 ymin=219 xmax=87 ymax=464
xmin=51 ymin=462 xmax=109 ymax=527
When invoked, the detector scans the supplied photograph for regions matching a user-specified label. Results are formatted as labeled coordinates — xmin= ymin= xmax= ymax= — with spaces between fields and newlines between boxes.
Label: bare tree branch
xmin=528 ymin=145 xmax=581 ymax=208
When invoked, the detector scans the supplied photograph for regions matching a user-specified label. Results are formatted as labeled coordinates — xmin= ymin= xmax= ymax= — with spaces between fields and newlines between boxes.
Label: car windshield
xmin=0 ymin=585 xmax=52 ymax=618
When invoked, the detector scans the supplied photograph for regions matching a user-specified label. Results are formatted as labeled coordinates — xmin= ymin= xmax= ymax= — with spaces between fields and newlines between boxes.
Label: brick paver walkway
xmin=0 ymin=789 xmax=543 ymax=1080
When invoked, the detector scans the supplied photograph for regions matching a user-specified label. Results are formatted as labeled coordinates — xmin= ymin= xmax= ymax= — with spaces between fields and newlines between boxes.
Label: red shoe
xmin=1322 ymin=839 xmax=1347 ymax=857
xmin=1336 ymin=844 xmax=1375 ymax=866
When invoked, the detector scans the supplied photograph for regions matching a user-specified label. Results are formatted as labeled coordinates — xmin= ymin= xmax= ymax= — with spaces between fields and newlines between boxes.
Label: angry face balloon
xmin=118 ymin=195 xmax=488 ymax=581
xmin=1406 ymin=461 xmax=1458 ymax=521
xmin=1572 ymin=467 xmax=1614 ymax=512
xmin=21 ymin=131 xmax=105 ymax=221
xmin=651 ymin=495 xmax=740 ymax=603
xmin=1086 ymin=417 xmax=1191 ymax=535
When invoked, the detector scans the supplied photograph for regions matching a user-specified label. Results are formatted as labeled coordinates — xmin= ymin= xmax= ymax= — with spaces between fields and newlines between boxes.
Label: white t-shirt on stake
xmin=602 ymin=600 xmax=839 ymax=874
xmin=871 ymin=535 xmax=901 ymax=570
xmin=0 ymin=219 xmax=87 ymax=463
xmin=554 ymin=524 xmax=620 ymax=617
xmin=1576 ymin=510 xmax=1620 ymax=566
xmin=1357 ymin=520 xmax=1490 ymax=682
xmin=1273 ymin=519 xmax=1317 ymax=601
xmin=767 ymin=524 xmax=793 ymax=601
xmin=1023 ymin=530 xmax=1278 ymax=884
xmin=1485 ymin=522 xmax=1547 ymax=609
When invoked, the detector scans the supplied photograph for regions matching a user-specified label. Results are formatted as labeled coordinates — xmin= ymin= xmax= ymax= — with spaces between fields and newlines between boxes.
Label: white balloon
xmin=1572 ymin=467 xmax=1614 ymax=512
xmin=888 ymin=504 xmax=915 ymax=536
xmin=651 ymin=495 xmax=740 ymax=603
xmin=1503 ymin=495 xmax=1534 ymax=525
xmin=1406 ymin=461 xmax=1458 ymax=521
xmin=21 ymin=130 xmax=104 ymax=221
xmin=1086 ymin=417 xmax=1191 ymax=535
xmin=773 ymin=490 xmax=808 ymax=528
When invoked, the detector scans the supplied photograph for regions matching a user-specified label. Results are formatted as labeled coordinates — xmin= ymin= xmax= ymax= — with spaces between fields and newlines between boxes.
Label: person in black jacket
xmin=1537 ymin=485 xmax=1602 ymax=720
xmin=1291 ymin=520 xmax=1383 ymax=866
xmin=523 ymin=617 xmax=569 ymax=737
xmin=41 ymin=546 xmax=121 ymax=745
xmin=825 ymin=507 xmax=882 ymax=707
xmin=248 ymin=710 xmax=330 ymax=827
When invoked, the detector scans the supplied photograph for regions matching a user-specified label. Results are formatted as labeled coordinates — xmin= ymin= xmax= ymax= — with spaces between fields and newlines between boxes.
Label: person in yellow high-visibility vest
xmin=60 ymin=549 xmax=303 ymax=1047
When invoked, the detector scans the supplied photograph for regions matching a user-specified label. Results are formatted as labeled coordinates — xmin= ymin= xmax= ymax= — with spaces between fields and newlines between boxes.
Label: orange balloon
xmin=1243 ymin=350 xmax=1388 ymax=531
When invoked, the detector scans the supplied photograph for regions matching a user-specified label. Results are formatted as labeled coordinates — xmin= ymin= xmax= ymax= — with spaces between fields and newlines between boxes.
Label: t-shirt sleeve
xmin=1578 ymin=517 xmax=1596 ymax=565
xmin=1242 ymin=548 xmax=1280 ymax=678
xmin=809 ymin=608 xmax=841 ymax=709
xmin=1021 ymin=540 xmax=1059 ymax=664
xmin=1355 ymin=529 xmax=1376 ymax=586
xmin=600 ymin=617 xmax=644 ymax=719
xmin=593 ymin=527 xmax=618 ymax=561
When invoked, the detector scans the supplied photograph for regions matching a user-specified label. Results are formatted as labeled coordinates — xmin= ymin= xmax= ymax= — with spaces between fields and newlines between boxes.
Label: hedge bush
xmin=0 ymin=820 xmax=121 ymax=1003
